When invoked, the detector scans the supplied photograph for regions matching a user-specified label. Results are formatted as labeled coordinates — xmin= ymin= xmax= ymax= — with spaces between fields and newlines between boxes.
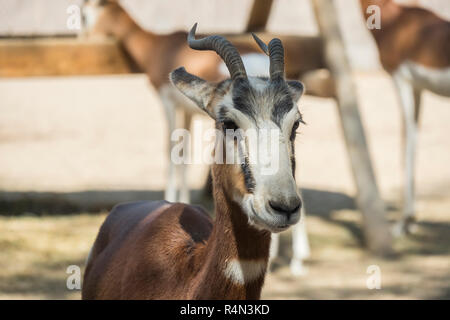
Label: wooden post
xmin=312 ymin=0 xmax=393 ymax=255
xmin=0 ymin=37 xmax=134 ymax=77
xmin=245 ymin=0 xmax=274 ymax=32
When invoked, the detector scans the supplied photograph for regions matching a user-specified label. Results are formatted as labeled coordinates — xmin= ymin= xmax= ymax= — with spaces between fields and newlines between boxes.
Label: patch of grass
xmin=0 ymin=213 xmax=106 ymax=299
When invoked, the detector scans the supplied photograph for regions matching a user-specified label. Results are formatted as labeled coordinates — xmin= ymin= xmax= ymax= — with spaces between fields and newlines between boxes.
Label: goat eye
xmin=222 ymin=120 xmax=238 ymax=132
xmin=290 ymin=120 xmax=300 ymax=140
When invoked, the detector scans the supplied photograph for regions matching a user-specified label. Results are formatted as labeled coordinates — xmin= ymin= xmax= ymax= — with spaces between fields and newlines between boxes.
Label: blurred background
xmin=0 ymin=0 xmax=449 ymax=299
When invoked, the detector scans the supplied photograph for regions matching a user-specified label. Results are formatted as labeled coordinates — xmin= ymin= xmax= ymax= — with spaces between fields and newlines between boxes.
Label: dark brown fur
xmin=82 ymin=164 xmax=271 ymax=299
xmin=82 ymin=2 xmax=304 ymax=300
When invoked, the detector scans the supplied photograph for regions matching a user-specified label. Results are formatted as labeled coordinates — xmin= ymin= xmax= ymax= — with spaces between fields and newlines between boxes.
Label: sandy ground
xmin=263 ymin=198 xmax=450 ymax=299
xmin=1 ymin=72 xmax=449 ymax=197
xmin=0 ymin=72 xmax=449 ymax=299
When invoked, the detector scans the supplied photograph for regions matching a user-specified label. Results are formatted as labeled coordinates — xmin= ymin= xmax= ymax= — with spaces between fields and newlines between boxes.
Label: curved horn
xmin=251 ymin=33 xmax=285 ymax=80
xmin=188 ymin=23 xmax=247 ymax=81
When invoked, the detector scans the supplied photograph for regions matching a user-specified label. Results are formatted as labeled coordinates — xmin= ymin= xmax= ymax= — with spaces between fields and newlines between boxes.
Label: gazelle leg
xmin=290 ymin=216 xmax=310 ymax=276
xmin=393 ymin=75 xmax=421 ymax=235
xmin=160 ymin=94 xmax=177 ymax=203
xmin=414 ymin=89 xmax=422 ymax=126
xmin=179 ymin=111 xmax=192 ymax=203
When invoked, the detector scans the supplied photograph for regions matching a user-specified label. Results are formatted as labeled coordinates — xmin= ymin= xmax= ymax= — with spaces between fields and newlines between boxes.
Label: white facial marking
xmin=222 ymin=77 xmax=301 ymax=233
xmin=248 ymin=76 xmax=270 ymax=93
xmin=223 ymin=258 xmax=267 ymax=285
xmin=220 ymin=95 xmax=254 ymax=130
xmin=282 ymin=106 xmax=301 ymax=137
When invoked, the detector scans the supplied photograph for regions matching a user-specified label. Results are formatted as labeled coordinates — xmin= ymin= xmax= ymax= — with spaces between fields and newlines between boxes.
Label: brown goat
xmin=83 ymin=25 xmax=306 ymax=299
xmin=81 ymin=0 xmax=314 ymax=274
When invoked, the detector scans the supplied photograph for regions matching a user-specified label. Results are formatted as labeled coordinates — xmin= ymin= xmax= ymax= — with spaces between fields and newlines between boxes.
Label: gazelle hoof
xmin=290 ymin=259 xmax=308 ymax=277
xmin=179 ymin=194 xmax=190 ymax=204
xmin=392 ymin=218 xmax=418 ymax=237
xmin=392 ymin=222 xmax=405 ymax=237
xmin=164 ymin=190 xmax=177 ymax=203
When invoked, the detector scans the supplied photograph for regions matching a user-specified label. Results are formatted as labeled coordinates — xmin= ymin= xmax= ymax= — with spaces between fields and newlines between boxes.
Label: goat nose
xmin=269 ymin=199 xmax=302 ymax=216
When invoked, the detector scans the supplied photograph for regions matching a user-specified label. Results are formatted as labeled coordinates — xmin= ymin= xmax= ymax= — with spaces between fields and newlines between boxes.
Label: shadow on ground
xmin=0 ymin=187 xmax=358 ymax=216
xmin=1 ymin=188 xmax=449 ymax=299
xmin=2 ymin=187 xmax=448 ymax=257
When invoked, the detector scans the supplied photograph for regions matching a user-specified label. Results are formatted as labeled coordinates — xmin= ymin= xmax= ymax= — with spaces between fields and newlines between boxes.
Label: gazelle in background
xmin=82 ymin=25 xmax=306 ymax=299
xmin=82 ymin=0 xmax=312 ymax=275
xmin=360 ymin=0 xmax=450 ymax=234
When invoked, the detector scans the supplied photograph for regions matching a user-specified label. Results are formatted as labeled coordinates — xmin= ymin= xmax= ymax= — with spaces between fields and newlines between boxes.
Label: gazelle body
xmin=82 ymin=0 xmax=312 ymax=274
xmin=83 ymin=25 xmax=306 ymax=299
xmin=361 ymin=0 xmax=450 ymax=233
xmin=83 ymin=199 xmax=272 ymax=299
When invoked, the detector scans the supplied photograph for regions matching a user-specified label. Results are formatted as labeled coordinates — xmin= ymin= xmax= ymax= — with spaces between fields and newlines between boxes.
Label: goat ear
xmin=287 ymin=80 xmax=304 ymax=102
xmin=170 ymin=67 xmax=216 ymax=119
